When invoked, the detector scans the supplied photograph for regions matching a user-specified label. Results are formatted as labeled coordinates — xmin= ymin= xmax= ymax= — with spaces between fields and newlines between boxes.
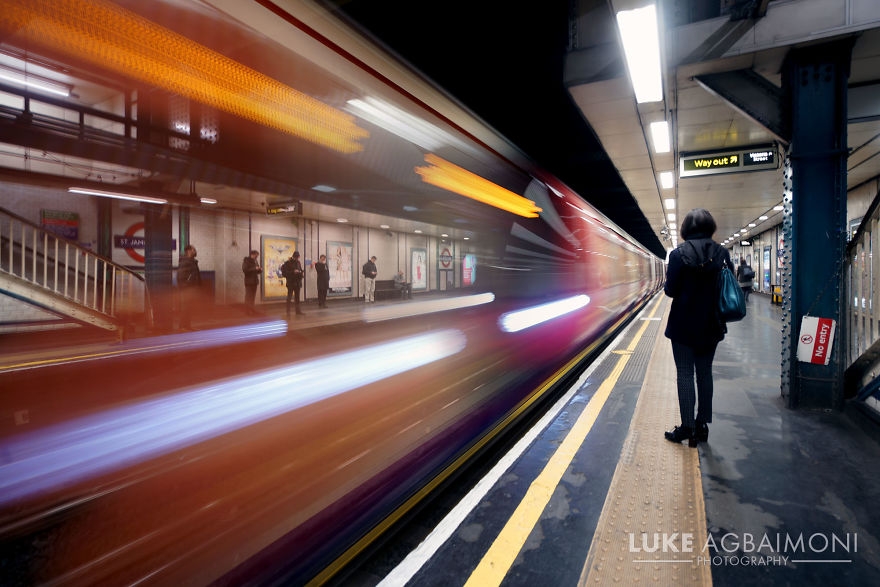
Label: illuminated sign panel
xmin=266 ymin=201 xmax=302 ymax=216
xmin=680 ymin=145 xmax=777 ymax=177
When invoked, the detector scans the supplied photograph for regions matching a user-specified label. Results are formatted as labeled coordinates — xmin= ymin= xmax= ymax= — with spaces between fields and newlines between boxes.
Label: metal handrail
xmin=0 ymin=206 xmax=151 ymax=327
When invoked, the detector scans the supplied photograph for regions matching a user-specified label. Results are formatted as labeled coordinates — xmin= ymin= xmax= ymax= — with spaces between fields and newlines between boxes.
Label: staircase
xmin=0 ymin=207 xmax=151 ymax=339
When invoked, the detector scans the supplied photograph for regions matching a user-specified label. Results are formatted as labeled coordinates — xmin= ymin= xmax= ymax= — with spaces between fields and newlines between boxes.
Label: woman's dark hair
xmin=680 ymin=208 xmax=717 ymax=240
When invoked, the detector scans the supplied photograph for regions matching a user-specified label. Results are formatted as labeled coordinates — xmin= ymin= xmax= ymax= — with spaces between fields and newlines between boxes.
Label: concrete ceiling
xmin=566 ymin=0 xmax=880 ymax=253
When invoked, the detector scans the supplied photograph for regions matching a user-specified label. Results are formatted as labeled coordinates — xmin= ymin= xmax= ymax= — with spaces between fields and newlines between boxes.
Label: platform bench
xmin=374 ymin=279 xmax=400 ymax=301
xmin=374 ymin=279 xmax=411 ymax=301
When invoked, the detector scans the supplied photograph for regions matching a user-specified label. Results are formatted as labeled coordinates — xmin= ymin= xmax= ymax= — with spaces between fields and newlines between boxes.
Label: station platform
xmin=344 ymin=292 xmax=880 ymax=586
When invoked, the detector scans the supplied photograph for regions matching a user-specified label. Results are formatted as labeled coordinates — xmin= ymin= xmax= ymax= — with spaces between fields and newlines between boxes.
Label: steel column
xmin=782 ymin=40 xmax=854 ymax=409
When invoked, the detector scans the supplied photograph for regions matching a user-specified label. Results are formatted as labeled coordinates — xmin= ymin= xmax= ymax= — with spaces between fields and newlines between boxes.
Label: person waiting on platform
xmin=362 ymin=255 xmax=377 ymax=303
xmin=241 ymin=249 xmax=261 ymax=314
xmin=394 ymin=271 xmax=411 ymax=299
xmin=281 ymin=251 xmax=305 ymax=316
xmin=314 ymin=254 xmax=330 ymax=308
xmin=736 ymin=258 xmax=754 ymax=302
xmin=177 ymin=244 xmax=201 ymax=331
xmin=663 ymin=208 xmax=733 ymax=447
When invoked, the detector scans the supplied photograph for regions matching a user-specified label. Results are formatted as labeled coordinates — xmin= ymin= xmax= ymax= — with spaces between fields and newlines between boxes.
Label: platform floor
xmin=349 ymin=292 xmax=880 ymax=586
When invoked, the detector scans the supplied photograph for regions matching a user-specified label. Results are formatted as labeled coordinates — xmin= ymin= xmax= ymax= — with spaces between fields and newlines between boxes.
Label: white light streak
xmin=498 ymin=295 xmax=591 ymax=333
xmin=0 ymin=329 xmax=466 ymax=505
xmin=364 ymin=293 xmax=495 ymax=323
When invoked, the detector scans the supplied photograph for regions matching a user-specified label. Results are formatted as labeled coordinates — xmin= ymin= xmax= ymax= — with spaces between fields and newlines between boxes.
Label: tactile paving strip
xmin=579 ymin=302 xmax=712 ymax=586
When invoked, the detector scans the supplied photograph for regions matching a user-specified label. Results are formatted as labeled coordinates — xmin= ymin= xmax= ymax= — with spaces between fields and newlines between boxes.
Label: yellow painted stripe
xmin=580 ymin=298 xmax=711 ymax=585
xmin=0 ymin=341 xmax=197 ymax=372
xmin=465 ymin=297 xmax=663 ymax=586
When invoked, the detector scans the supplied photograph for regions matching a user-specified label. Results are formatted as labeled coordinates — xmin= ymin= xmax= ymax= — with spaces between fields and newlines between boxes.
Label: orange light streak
xmin=415 ymin=154 xmax=542 ymax=218
xmin=0 ymin=0 xmax=369 ymax=153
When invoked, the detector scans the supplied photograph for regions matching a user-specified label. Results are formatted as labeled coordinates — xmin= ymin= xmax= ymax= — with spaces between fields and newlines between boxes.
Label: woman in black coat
xmin=663 ymin=208 xmax=733 ymax=447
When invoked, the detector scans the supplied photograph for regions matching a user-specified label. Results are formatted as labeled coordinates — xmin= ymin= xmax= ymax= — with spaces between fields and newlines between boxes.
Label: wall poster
xmin=462 ymin=253 xmax=477 ymax=286
xmin=261 ymin=235 xmax=297 ymax=300
xmin=411 ymin=247 xmax=427 ymax=291
xmin=40 ymin=209 xmax=79 ymax=241
xmin=328 ymin=241 xmax=353 ymax=296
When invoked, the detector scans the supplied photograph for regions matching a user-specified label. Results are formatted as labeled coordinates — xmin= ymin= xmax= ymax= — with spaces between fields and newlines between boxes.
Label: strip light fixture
xmin=650 ymin=120 xmax=670 ymax=153
xmin=616 ymin=4 xmax=663 ymax=103
xmin=415 ymin=154 xmax=542 ymax=218
xmin=68 ymin=187 xmax=167 ymax=205
xmin=0 ymin=63 xmax=72 ymax=97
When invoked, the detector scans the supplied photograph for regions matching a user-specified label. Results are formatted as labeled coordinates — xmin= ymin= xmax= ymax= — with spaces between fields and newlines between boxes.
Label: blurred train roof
xmin=329 ymin=0 xmax=880 ymax=260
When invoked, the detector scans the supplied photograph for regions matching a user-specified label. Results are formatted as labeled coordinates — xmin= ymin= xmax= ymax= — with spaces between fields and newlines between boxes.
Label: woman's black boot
xmin=664 ymin=425 xmax=695 ymax=446
xmin=695 ymin=422 xmax=709 ymax=443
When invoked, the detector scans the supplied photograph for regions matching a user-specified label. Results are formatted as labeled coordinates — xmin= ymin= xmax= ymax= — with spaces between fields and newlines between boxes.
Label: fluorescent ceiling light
xmin=650 ymin=121 xmax=670 ymax=153
xmin=759 ymin=215 xmax=768 ymax=220
xmin=664 ymin=198 xmax=675 ymax=209
xmin=660 ymin=171 xmax=674 ymax=189
xmin=312 ymin=184 xmax=336 ymax=192
xmin=68 ymin=187 xmax=167 ymax=204
xmin=199 ymin=197 xmax=217 ymax=205
xmin=616 ymin=4 xmax=663 ymax=104
xmin=774 ymin=205 xmax=784 ymax=211
xmin=0 ymin=64 xmax=71 ymax=97
xmin=667 ymin=213 xmax=676 ymax=222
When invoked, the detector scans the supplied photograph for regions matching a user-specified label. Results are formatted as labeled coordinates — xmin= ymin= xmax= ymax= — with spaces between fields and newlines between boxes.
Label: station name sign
xmin=680 ymin=145 xmax=778 ymax=177
xmin=266 ymin=201 xmax=303 ymax=216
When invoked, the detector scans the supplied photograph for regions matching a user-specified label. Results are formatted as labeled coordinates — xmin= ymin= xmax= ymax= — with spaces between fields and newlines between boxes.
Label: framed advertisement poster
xmin=261 ymin=235 xmax=297 ymax=300
xmin=411 ymin=247 xmax=427 ymax=291
xmin=328 ymin=241 xmax=353 ymax=296
xmin=462 ymin=253 xmax=477 ymax=286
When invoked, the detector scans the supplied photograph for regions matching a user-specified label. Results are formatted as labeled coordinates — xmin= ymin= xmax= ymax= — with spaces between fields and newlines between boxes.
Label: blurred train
xmin=0 ymin=0 xmax=664 ymax=585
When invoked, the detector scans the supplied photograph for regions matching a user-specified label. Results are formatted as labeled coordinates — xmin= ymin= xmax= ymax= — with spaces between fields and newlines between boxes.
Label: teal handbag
xmin=718 ymin=266 xmax=746 ymax=322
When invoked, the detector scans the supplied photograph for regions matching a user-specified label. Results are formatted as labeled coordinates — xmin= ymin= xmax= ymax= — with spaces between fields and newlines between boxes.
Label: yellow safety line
xmin=579 ymin=299 xmax=712 ymax=586
xmin=464 ymin=296 xmax=664 ymax=586
xmin=0 ymin=342 xmax=196 ymax=372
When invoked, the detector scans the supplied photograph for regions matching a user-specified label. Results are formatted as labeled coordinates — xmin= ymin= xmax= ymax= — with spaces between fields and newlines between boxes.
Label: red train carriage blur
xmin=0 ymin=1 xmax=663 ymax=584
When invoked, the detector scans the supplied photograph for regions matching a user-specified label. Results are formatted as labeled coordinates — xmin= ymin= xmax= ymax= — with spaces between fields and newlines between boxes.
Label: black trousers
xmin=318 ymin=287 xmax=328 ymax=307
xmin=245 ymin=283 xmax=258 ymax=308
xmin=671 ymin=341 xmax=717 ymax=429
xmin=286 ymin=285 xmax=301 ymax=314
